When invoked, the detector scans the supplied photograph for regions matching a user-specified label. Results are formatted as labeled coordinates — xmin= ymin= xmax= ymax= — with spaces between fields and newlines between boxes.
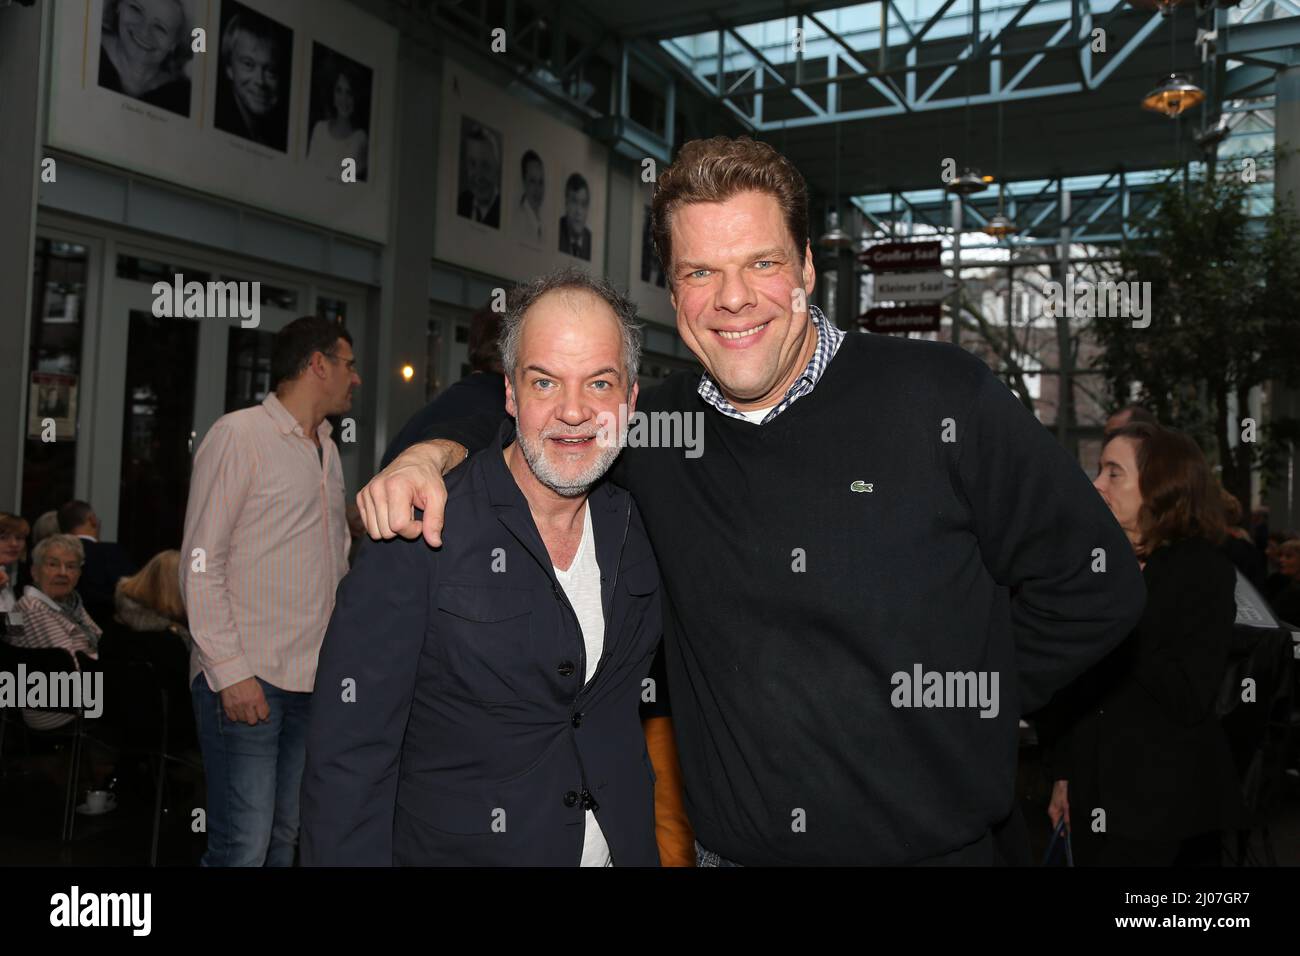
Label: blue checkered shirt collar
xmin=696 ymin=305 xmax=845 ymax=425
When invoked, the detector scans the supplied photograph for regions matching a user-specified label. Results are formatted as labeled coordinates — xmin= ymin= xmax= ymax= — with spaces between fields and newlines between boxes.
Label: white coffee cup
xmin=84 ymin=789 xmax=111 ymax=813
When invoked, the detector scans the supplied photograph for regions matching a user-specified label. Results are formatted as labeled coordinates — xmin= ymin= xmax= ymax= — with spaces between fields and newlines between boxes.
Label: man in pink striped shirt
xmin=181 ymin=315 xmax=359 ymax=866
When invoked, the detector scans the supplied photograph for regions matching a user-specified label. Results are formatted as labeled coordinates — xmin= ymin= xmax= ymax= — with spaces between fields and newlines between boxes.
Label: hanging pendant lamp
xmin=1141 ymin=72 xmax=1205 ymax=117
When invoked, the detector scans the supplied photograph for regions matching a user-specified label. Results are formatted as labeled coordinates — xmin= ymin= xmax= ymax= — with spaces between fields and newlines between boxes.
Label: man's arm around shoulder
xmin=359 ymin=415 xmax=505 ymax=546
xmin=956 ymin=364 xmax=1146 ymax=713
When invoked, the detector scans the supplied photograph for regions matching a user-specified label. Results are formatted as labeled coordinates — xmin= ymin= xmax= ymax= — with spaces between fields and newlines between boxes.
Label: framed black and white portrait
xmin=305 ymin=42 xmax=373 ymax=181
xmin=512 ymin=148 xmax=546 ymax=246
xmin=213 ymin=0 xmax=294 ymax=152
xmin=457 ymin=117 xmax=503 ymax=228
xmin=97 ymin=0 xmax=200 ymax=117
xmin=558 ymin=171 xmax=592 ymax=261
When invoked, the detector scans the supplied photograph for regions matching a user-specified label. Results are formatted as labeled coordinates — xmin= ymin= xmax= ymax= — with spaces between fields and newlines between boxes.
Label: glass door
xmin=118 ymin=309 xmax=200 ymax=567
xmin=94 ymin=253 xmax=302 ymax=565
xmin=312 ymin=289 xmax=367 ymax=491
xmin=21 ymin=237 xmax=92 ymax=521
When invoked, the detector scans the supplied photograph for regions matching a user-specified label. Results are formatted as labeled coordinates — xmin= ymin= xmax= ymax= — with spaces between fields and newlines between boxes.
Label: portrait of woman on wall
xmin=97 ymin=0 xmax=197 ymax=118
xmin=306 ymin=42 xmax=373 ymax=182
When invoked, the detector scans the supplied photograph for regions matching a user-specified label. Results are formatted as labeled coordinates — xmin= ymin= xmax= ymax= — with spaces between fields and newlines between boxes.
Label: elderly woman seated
xmin=9 ymin=536 xmax=184 ymax=789
xmin=9 ymin=533 xmax=101 ymax=730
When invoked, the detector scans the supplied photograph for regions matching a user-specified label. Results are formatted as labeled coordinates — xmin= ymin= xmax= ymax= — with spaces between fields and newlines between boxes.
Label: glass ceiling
xmin=663 ymin=0 xmax=1094 ymax=70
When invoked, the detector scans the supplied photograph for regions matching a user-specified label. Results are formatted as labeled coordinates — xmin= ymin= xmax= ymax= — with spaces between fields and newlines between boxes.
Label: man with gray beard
xmin=300 ymin=269 xmax=665 ymax=866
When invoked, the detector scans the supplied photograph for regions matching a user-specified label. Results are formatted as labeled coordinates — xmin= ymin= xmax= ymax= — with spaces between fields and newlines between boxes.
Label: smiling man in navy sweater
xmin=355 ymin=137 xmax=1146 ymax=866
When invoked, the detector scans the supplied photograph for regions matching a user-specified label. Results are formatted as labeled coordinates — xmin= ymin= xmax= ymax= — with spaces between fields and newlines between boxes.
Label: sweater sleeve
xmin=409 ymin=411 xmax=506 ymax=458
xmin=955 ymin=366 xmax=1147 ymax=714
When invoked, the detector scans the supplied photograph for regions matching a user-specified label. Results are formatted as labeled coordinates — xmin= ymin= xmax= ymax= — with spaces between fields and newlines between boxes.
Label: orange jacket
xmin=643 ymin=716 xmax=695 ymax=866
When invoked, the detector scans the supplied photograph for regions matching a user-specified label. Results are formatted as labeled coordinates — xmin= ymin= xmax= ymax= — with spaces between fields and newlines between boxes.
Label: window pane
xmin=226 ymin=327 xmax=275 ymax=412
xmin=22 ymin=239 xmax=89 ymax=520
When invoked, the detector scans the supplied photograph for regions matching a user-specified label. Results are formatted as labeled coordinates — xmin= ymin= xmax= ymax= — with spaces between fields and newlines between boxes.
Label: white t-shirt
xmin=736 ymin=405 xmax=776 ymax=423
xmin=552 ymin=503 xmax=611 ymax=867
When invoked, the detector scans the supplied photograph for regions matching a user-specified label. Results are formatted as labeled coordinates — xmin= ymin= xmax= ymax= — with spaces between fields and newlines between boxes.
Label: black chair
xmin=1 ymin=631 xmax=180 ymax=863
xmin=92 ymin=619 xmax=200 ymax=865
xmin=1216 ymin=597 xmax=1297 ymax=866
xmin=0 ymin=639 xmax=92 ymax=841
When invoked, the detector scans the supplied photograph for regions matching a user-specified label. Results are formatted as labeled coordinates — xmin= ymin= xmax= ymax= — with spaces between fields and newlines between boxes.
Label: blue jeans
xmin=191 ymin=675 xmax=312 ymax=867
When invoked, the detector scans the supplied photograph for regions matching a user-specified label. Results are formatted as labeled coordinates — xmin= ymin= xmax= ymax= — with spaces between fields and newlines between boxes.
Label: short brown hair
xmin=1106 ymin=422 xmax=1226 ymax=556
xmin=651 ymin=136 xmax=809 ymax=284
xmin=271 ymin=316 xmax=352 ymax=387
xmin=0 ymin=512 xmax=30 ymax=561
xmin=57 ymin=499 xmax=94 ymax=533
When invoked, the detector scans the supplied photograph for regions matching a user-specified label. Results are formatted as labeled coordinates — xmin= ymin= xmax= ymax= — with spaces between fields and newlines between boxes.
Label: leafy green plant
xmin=1094 ymin=160 xmax=1300 ymax=515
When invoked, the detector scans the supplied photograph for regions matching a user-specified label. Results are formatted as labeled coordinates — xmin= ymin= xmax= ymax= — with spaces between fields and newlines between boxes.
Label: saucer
xmin=75 ymin=795 xmax=118 ymax=816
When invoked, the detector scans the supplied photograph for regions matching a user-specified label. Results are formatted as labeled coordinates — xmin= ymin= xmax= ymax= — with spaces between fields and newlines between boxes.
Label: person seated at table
xmin=30 ymin=510 xmax=60 ymax=548
xmin=115 ymin=550 xmax=191 ymax=648
xmin=0 ymin=512 xmax=30 ymax=615
xmin=1269 ymin=539 xmax=1300 ymax=626
xmin=114 ymin=549 xmax=197 ymax=750
xmin=9 ymin=534 xmax=101 ymax=731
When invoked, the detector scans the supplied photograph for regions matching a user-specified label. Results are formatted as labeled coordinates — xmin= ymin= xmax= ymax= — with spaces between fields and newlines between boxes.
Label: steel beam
xmin=805 ymin=10 xmax=908 ymax=109
xmin=1222 ymin=63 xmax=1277 ymax=99
xmin=1090 ymin=11 xmax=1165 ymax=86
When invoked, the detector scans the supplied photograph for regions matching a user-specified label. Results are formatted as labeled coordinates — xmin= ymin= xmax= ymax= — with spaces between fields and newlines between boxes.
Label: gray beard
xmin=515 ymin=421 xmax=624 ymax=497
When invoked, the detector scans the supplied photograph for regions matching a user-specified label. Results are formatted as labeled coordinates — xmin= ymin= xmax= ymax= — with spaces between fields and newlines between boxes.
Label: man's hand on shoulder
xmin=356 ymin=439 xmax=466 ymax=547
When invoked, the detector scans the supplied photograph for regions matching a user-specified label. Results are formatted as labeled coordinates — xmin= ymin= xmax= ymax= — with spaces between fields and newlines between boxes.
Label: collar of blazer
xmin=473 ymin=419 xmax=631 ymax=623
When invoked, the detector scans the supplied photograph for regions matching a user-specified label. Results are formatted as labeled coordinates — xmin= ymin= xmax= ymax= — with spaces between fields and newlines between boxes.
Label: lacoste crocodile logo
xmin=850 ymin=480 xmax=874 ymax=493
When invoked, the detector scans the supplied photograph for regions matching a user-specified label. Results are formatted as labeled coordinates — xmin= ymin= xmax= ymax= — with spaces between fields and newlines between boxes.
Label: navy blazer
xmin=300 ymin=425 xmax=663 ymax=866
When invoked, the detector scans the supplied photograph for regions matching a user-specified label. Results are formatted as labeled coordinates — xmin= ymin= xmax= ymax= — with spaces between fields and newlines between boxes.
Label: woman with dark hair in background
xmin=98 ymin=0 xmax=194 ymax=117
xmin=1041 ymin=422 xmax=1244 ymax=865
